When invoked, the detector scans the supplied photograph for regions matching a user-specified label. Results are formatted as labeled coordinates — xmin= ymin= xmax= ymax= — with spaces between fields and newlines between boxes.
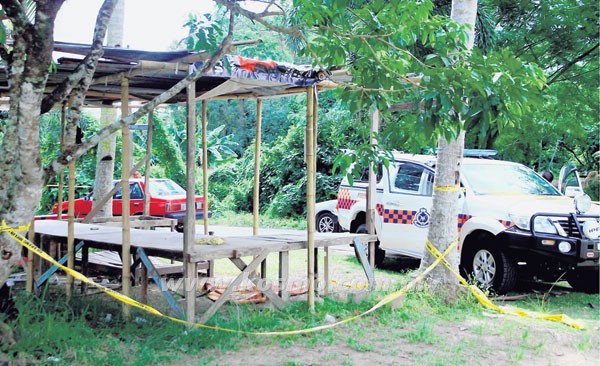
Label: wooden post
xmin=25 ymin=219 xmax=35 ymax=292
xmin=66 ymin=98 xmax=75 ymax=298
xmin=143 ymin=110 xmax=153 ymax=216
xmin=202 ymin=100 xmax=209 ymax=236
xmin=184 ymin=66 xmax=197 ymax=322
xmin=57 ymin=104 xmax=66 ymax=220
xmin=306 ymin=87 xmax=316 ymax=312
xmin=121 ymin=76 xmax=131 ymax=317
xmin=253 ymin=99 xmax=262 ymax=236
xmin=66 ymin=162 xmax=75 ymax=298
xmin=367 ymin=108 xmax=379 ymax=269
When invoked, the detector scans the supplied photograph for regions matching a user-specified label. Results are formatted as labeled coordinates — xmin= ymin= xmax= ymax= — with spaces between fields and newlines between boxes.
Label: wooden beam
xmin=91 ymin=60 xmax=194 ymax=86
xmin=121 ymin=75 xmax=131 ymax=318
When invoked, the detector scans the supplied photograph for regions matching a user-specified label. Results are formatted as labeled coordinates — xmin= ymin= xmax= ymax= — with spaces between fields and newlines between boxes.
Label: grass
xmin=208 ymin=211 xmax=307 ymax=230
xmin=2 ymin=277 xmax=598 ymax=365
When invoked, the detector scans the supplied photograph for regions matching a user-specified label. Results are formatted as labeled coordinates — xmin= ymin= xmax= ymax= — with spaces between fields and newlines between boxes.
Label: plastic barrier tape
xmin=1 ymin=221 xmax=585 ymax=334
xmin=425 ymin=240 xmax=586 ymax=330
xmin=434 ymin=185 xmax=463 ymax=192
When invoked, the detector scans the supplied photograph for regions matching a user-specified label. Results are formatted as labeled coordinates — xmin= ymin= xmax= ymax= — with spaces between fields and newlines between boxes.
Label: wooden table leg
xmin=261 ymin=258 xmax=267 ymax=280
xmin=324 ymin=247 xmax=329 ymax=295
xmin=81 ymin=244 xmax=89 ymax=293
xmin=314 ymin=248 xmax=319 ymax=293
xmin=278 ymin=251 xmax=289 ymax=301
xmin=141 ymin=265 xmax=148 ymax=304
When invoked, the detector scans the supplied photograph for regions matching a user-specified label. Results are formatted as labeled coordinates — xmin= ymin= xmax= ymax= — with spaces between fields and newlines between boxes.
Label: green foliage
xmin=37 ymin=111 xmax=99 ymax=213
xmin=182 ymin=12 xmax=226 ymax=53
xmin=149 ymin=110 xmax=187 ymax=188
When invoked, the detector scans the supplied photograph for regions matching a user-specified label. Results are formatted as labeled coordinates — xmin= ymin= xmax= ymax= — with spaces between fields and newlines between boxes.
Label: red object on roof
xmin=236 ymin=55 xmax=277 ymax=72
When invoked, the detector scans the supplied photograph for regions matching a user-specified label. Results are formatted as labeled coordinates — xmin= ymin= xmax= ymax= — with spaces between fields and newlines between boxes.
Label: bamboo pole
xmin=313 ymin=90 xmax=319 ymax=290
xmin=65 ymin=101 xmax=75 ymax=299
xmin=367 ymin=108 xmax=379 ymax=269
xmin=202 ymin=100 xmax=209 ymax=236
xmin=57 ymin=104 xmax=66 ymax=220
xmin=143 ymin=111 xmax=153 ymax=216
xmin=121 ymin=76 xmax=131 ymax=317
xmin=306 ymin=87 xmax=316 ymax=312
xmin=184 ymin=66 xmax=197 ymax=322
xmin=253 ymin=99 xmax=262 ymax=235
xmin=66 ymin=163 xmax=75 ymax=297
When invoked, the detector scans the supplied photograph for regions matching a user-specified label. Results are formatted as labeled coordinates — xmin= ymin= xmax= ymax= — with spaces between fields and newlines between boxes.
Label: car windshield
xmin=461 ymin=163 xmax=560 ymax=196
xmin=147 ymin=179 xmax=186 ymax=197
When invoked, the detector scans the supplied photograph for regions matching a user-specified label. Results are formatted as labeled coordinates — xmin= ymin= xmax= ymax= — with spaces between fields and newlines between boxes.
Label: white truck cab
xmin=337 ymin=151 xmax=600 ymax=294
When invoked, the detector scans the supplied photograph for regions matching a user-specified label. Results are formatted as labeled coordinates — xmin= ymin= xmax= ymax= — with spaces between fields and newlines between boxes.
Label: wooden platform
xmin=33 ymin=220 xmax=378 ymax=322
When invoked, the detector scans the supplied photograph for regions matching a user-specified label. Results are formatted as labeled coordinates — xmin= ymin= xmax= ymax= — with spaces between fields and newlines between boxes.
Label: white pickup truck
xmin=336 ymin=151 xmax=600 ymax=294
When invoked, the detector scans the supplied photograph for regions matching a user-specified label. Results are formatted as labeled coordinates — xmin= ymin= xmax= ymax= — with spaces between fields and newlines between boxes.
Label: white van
xmin=336 ymin=152 xmax=600 ymax=294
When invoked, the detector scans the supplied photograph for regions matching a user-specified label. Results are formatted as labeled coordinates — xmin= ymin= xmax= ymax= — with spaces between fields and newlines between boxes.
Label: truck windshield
xmin=462 ymin=163 xmax=560 ymax=196
xmin=148 ymin=179 xmax=187 ymax=197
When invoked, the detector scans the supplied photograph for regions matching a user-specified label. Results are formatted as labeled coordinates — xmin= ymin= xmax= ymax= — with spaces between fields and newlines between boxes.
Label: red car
xmin=51 ymin=178 xmax=210 ymax=232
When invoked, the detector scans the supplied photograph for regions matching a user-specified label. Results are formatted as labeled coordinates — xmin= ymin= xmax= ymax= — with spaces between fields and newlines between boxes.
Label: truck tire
xmin=356 ymin=224 xmax=385 ymax=267
xmin=175 ymin=223 xmax=184 ymax=233
xmin=567 ymin=269 xmax=600 ymax=294
xmin=463 ymin=243 xmax=516 ymax=294
xmin=316 ymin=212 xmax=337 ymax=233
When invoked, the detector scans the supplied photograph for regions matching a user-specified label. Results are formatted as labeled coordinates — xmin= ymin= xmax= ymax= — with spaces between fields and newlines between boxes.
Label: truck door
xmin=378 ymin=161 xmax=435 ymax=258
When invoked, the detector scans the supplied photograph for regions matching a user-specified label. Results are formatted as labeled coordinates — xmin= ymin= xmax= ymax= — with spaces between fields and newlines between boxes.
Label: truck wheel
xmin=567 ymin=269 xmax=599 ymax=294
xmin=316 ymin=212 xmax=337 ymax=233
xmin=463 ymin=243 xmax=516 ymax=294
xmin=175 ymin=223 xmax=184 ymax=233
xmin=356 ymin=224 xmax=385 ymax=267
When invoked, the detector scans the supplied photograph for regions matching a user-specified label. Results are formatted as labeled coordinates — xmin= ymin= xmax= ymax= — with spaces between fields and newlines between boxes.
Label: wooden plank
xmin=34 ymin=220 xmax=377 ymax=262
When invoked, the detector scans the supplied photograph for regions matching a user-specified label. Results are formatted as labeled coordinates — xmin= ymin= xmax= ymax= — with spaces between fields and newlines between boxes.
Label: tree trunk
xmin=0 ymin=0 xmax=66 ymax=290
xmin=418 ymin=0 xmax=478 ymax=297
xmin=93 ymin=0 xmax=124 ymax=217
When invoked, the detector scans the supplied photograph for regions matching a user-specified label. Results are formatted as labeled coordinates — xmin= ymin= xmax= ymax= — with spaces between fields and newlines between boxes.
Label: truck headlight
xmin=574 ymin=194 xmax=592 ymax=214
xmin=533 ymin=216 xmax=562 ymax=235
xmin=509 ymin=214 xmax=530 ymax=231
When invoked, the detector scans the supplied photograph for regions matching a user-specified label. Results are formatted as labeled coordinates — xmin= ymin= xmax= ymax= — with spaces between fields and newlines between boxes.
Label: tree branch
xmin=547 ymin=43 xmax=599 ymax=85
xmin=41 ymin=0 xmax=116 ymax=114
xmin=63 ymin=0 xmax=118 ymax=146
xmin=42 ymin=4 xmax=237 ymax=182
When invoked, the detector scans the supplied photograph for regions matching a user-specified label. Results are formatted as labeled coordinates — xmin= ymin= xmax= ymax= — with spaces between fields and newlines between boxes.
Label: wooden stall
xmin=10 ymin=42 xmax=376 ymax=322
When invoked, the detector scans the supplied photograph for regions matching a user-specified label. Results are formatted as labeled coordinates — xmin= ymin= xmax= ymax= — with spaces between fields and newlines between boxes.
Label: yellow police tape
xmin=0 ymin=221 xmax=585 ymax=334
xmin=434 ymin=185 xmax=463 ymax=192
xmin=425 ymin=240 xmax=585 ymax=329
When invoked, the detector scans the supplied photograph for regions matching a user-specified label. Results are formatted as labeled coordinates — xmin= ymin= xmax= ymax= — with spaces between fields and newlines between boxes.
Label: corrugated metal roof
xmin=0 ymin=42 xmax=331 ymax=107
